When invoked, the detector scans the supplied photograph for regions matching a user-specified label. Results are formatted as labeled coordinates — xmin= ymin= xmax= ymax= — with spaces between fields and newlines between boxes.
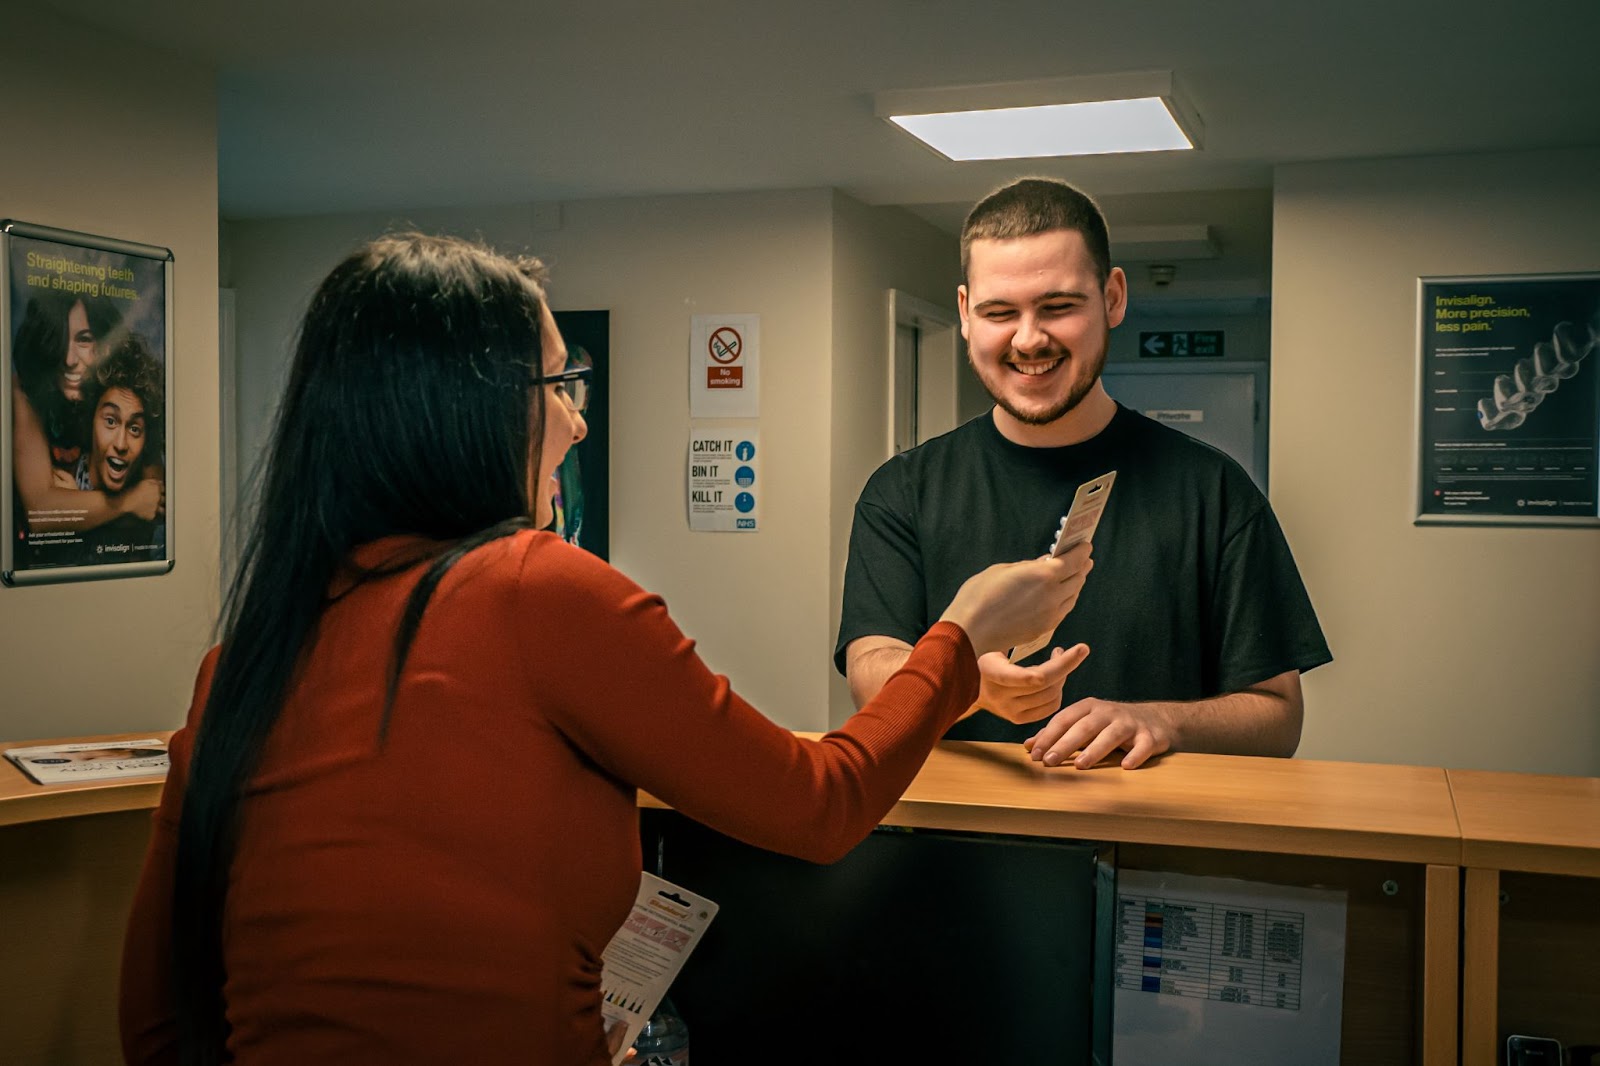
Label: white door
xmin=1101 ymin=365 xmax=1267 ymax=489
xmin=887 ymin=290 xmax=962 ymax=455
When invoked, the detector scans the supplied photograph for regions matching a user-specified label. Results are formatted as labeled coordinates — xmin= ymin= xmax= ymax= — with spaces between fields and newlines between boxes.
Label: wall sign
xmin=2 ymin=220 xmax=175 ymax=586
xmin=1140 ymin=330 xmax=1224 ymax=358
xmin=689 ymin=313 xmax=760 ymax=418
xmin=687 ymin=427 xmax=759 ymax=532
xmin=1416 ymin=272 xmax=1599 ymax=526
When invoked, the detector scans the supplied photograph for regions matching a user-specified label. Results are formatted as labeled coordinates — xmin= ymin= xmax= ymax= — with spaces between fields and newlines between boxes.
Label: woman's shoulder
xmin=486 ymin=528 xmax=643 ymax=599
xmin=179 ymin=644 xmax=225 ymax=730
xmin=477 ymin=530 xmax=668 ymax=646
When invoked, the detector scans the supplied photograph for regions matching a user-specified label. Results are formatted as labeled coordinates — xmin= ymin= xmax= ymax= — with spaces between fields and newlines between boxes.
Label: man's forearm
xmin=1157 ymin=674 xmax=1303 ymax=757
xmin=847 ymin=646 xmax=913 ymax=710
xmin=851 ymin=643 xmax=994 ymax=723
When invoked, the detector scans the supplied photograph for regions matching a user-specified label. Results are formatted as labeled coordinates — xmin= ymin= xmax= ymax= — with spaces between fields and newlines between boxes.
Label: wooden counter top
xmin=1447 ymin=768 xmax=1600 ymax=878
xmin=881 ymin=742 xmax=1462 ymax=864
xmin=20 ymin=733 xmax=1600 ymax=877
xmin=0 ymin=732 xmax=173 ymax=828
xmin=644 ymin=736 xmax=1464 ymax=864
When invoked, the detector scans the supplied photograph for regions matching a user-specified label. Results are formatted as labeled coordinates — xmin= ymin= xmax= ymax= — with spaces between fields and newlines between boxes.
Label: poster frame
xmin=552 ymin=309 xmax=609 ymax=561
xmin=1414 ymin=270 xmax=1600 ymax=528
xmin=1 ymin=219 xmax=176 ymax=585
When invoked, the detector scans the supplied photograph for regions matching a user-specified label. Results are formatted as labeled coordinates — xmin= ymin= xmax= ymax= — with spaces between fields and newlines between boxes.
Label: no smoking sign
xmin=708 ymin=326 xmax=742 ymax=363
xmin=690 ymin=313 xmax=760 ymax=418
xmin=707 ymin=326 xmax=743 ymax=389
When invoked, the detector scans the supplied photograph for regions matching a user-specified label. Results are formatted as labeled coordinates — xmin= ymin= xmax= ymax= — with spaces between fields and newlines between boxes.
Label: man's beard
xmin=977 ymin=333 xmax=1108 ymax=427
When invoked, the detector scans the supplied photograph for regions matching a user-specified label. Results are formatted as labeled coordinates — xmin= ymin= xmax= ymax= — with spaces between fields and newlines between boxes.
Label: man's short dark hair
xmin=960 ymin=178 xmax=1112 ymax=286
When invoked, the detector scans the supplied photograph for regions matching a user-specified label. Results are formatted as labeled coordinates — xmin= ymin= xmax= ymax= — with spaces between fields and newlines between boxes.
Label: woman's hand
xmin=938 ymin=542 xmax=1093 ymax=659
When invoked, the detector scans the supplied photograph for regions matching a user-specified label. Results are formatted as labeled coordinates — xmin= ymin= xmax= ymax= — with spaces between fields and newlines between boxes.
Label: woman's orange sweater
xmin=119 ymin=530 xmax=977 ymax=1064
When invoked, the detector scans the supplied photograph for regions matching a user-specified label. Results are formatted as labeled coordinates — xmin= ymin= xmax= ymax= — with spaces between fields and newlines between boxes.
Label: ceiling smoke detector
xmin=1149 ymin=264 xmax=1177 ymax=287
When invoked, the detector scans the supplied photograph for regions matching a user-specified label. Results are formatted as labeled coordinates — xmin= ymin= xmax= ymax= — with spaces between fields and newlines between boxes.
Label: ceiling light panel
xmin=891 ymin=99 xmax=1190 ymax=160
xmin=875 ymin=71 xmax=1203 ymax=162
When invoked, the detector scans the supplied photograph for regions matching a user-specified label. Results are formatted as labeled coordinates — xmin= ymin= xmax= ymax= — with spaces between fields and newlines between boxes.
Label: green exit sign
xmin=1140 ymin=330 xmax=1224 ymax=358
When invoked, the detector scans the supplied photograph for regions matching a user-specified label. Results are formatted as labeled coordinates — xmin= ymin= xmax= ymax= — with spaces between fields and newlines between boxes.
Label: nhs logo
xmin=736 ymin=518 xmax=756 ymax=529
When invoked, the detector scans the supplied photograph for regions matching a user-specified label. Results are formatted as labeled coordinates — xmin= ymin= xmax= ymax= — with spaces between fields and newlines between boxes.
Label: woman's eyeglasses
xmin=534 ymin=364 xmax=592 ymax=413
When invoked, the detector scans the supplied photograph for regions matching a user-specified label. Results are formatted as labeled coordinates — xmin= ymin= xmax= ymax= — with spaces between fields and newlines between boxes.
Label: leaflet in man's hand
xmin=3 ymin=738 xmax=170 ymax=785
xmin=1008 ymin=470 xmax=1116 ymax=663
xmin=599 ymin=872 xmax=718 ymax=1065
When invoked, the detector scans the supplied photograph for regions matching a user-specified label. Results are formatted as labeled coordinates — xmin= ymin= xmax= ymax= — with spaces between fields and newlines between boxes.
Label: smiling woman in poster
xmin=9 ymin=290 xmax=164 ymax=553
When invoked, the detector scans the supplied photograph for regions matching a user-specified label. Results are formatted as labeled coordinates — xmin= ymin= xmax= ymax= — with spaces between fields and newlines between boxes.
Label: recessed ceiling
xmin=40 ymin=0 xmax=1600 ymax=301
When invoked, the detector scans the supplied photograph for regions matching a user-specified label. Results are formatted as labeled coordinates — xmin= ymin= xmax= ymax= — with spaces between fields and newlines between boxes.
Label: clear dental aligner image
xmin=1478 ymin=314 xmax=1598 ymax=431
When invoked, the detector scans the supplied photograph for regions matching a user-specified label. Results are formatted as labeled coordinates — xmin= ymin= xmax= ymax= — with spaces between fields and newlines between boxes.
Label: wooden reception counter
xmin=6 ymin=731 xmax=1596 ymax=1065
xmin=648 ymin=739 xmax=1464 ymax=1065
xmin=1448 ymin=769 xmax=1600 ymax=1066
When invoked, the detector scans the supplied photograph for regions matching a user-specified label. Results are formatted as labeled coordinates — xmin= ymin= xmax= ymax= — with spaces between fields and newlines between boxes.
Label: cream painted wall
xmin=227 ymin=190 xmax=844 ymax=729
xmin=826 ymin=192 xmax=962 ymax=726
xmin=1273 ymin=148 xmax=1600 ymax=776
xmin=0 ymin=8 xmax=219 ymax=743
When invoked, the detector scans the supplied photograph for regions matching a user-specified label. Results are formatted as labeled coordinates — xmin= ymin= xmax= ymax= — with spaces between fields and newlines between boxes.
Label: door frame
xmin=887 ymin=289 xmax=962 ymax=457
xmin=1099 ymin=360 xmax=1270 ymax=488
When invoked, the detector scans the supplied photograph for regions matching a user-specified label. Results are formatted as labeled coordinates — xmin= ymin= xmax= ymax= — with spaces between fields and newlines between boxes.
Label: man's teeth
xmin=1013 ymin=359 xmax=1063 ymax=376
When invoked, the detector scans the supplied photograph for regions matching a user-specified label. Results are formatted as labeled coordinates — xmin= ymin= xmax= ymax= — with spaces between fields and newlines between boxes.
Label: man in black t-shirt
xmin=835 ymin=178 xmax=1331 ymax=769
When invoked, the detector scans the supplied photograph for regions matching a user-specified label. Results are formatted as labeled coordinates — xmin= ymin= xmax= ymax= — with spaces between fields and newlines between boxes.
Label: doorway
xmin=1100 ymin=361 xmax=1270 ymax=489
xmin=887 ymin=289 xmax=962 ymax=455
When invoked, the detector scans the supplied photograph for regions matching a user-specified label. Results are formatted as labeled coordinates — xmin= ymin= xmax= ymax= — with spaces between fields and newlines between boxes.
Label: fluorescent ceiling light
xmin=890 ymin=99 xmax=1189 ymax=160
xmin=874 ymin=71 xmax=1203 ymax=162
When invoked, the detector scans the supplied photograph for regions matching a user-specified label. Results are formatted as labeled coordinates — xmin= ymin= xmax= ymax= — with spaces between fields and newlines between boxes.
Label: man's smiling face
xmin=958 ymin=229 xmax=1126 ymax=428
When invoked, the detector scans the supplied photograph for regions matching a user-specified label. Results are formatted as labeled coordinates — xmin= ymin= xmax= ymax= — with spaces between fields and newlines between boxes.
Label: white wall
xmin=0 ymin=8 xmax=219 ymax=742
xmin=826 ymin=192 xmax=962 ymax=725
xmin=1273 ymin=148 xmax=1600 ymax=775
xmin=549 ymin=192 xmax=835 ymax=725
xmin=227 ymin=191 xmax=846 ymax=729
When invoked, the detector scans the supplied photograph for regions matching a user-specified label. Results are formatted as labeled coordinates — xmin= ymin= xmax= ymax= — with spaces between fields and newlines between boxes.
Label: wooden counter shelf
xmin=644 ymin=738 xmax=1464 ymax=1066
xmin=1448 ymin=769 xmax=1600 ymax=1066
xmin=21 ymin=731 xmax=1600 ymax=1066
xmin=0 ymin=730 xmax=173 ymax=828
xmin=644 ymin=736 xmax=1464 ymax=862
xmin=10 ymin=733 xmax=1463 ymax=860
xmin=888 ymin=742 xmax=1462 ymax=864
xmin=1 ymin=731 xmax=176 ymax=1065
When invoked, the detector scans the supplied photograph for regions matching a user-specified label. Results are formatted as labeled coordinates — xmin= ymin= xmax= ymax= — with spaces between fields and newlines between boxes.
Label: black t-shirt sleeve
xmin=1211 ymin=499 xmax=1333 ymax=693
xmin=834 ymin=466 xmax=929 ymax=676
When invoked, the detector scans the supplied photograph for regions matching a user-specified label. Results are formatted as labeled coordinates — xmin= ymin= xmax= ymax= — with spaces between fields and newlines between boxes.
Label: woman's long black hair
xmin=12 ymin=289 xmax=124 ymax=450
xmin=172 ymin=233 xmax=551 ymax=1064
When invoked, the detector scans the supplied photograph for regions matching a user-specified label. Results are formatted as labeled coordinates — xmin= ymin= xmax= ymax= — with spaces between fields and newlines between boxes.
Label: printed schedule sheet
xmin=1112 ymin=870 xmax=1347 ymax=1066
xmin=1116 ymin=891 xmax=1306 ymax=1008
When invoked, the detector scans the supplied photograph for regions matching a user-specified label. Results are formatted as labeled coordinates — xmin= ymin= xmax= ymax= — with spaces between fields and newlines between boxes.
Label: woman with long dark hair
xmin=9 ymin=290 xmax=163 ymax=540
xmin=118 ymin=233 xmax=1091 ymax=1065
